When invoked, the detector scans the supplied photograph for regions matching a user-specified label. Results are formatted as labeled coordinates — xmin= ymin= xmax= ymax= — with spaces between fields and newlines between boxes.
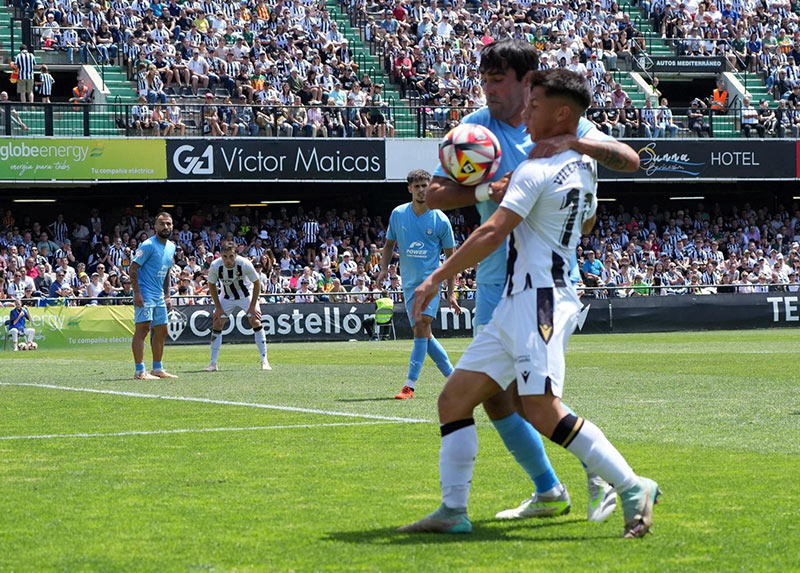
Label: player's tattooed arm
xmin=578 ymin=138 xmax=640 ymax=172
xmin=163 ymin=272 xmax=172 ymax=310
xmin=129 ymin=262 xmax=143 ymax=307
xmin=530 ymin=135 xmax=640 ymax=173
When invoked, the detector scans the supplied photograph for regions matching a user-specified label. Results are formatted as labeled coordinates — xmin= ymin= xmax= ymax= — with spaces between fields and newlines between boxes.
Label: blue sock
xmin=492 ymin=412 xmax=559 ymax=493
xmin=135 ymin=362 xmax=145 ymax=373
xmin=426 ymin=336 xmax=453 ymax=377
xmin=406 ymin=338 xmax=428 ymax=388
xmin=152 ymin=361 xmax=163 ymax=371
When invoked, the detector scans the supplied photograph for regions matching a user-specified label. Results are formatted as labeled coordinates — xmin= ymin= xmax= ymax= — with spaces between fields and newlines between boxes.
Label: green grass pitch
xmin=1 ymin=330 xmax=798 ymax=571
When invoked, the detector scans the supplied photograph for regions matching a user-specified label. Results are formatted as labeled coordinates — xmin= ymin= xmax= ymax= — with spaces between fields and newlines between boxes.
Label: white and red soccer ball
xmin=439 ymin=124 xmax=502 ymax=186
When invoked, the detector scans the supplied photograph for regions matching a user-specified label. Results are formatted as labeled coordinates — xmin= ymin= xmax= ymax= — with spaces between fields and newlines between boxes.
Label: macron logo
xmin=173 ymin=144 xmax=214 ymax=175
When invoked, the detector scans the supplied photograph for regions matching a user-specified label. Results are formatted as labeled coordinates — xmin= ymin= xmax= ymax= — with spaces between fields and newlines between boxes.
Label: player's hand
xmin=489 ymin=172 xmax=512 ymax=204
xmin=166 ymin=298 xmax=173 ymax=312
xmin=529 ymin=134 xmax=578 ymax=159
xmin=248 ymin=304 xmax=262 ymax=320
xmin=133 ymin=292 xmax=144 ymax=307
xmin=448 ymin=294 xmax=462 ymax=315
xmin=376 ymin=269 xmax=387 ymax=287
xmin=412 ymin=277 xmax=438 ymax=322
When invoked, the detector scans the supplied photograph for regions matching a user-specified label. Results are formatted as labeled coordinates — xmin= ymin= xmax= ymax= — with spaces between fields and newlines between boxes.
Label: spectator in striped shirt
xmin=13 ymin=45 xmax=37 ymax=103
xmin=35 ymin=65 xmax=55 ymax=103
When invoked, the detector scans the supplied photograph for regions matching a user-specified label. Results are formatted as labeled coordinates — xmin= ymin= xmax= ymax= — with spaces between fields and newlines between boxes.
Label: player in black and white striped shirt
xmin=205 ymin=242 xmax=271 ymax=371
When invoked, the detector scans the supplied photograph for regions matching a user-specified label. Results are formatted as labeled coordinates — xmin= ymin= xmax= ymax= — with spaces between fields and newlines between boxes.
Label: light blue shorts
xmin=404 ymin=288 xmax=440 ymax=327
xmin=135 ymin=302 xmax=168 ymax=326
xmin=474 ymin=282 xmax=504 ymax=329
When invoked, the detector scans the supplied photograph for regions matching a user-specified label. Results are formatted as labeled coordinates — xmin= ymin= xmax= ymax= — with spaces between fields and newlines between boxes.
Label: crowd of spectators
xmin=1 ymin=199 xmax=799 ymax=308
xmin=0 ymin=204 xmax=473 ymax=307
xmin=354 ymin=0 xmax=646 ymax=102
xmin=27 ymin=0 xmax=398 ymax=136
xmin=577 ymin=200 xmax=800 ymax=296
xmin=641 ymin=0 xmax=800 ymax=135
xmin=17 ymin=0 xmax=800 ymax=139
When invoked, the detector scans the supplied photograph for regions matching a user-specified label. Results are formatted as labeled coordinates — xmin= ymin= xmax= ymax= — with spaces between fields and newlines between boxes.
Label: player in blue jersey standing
xmin=425 ymin=40 xmax=641 ymax=522
xmin=130 ymin=212 xmax=178 ymax=380
xmin=377 ymin=169 xmax=461 ymax=400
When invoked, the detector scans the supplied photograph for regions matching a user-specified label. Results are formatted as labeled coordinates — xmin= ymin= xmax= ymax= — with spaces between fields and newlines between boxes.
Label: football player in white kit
xmin=400 ymin=69 xmax=659 ymax=539
xmin=205 ymin=241 xmax=271 ymax=371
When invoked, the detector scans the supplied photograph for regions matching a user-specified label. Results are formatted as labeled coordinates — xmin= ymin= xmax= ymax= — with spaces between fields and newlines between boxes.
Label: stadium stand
xmin=1 ymin=200 xmax=799 ymax=307
xmin=3 ymin=0 xmax=800 ymax=137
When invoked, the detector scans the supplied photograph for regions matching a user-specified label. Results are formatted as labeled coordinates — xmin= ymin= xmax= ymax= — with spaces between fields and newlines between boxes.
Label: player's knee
xmin=483 ymin=390 xmax=515 ymax=420
xmin=520 ymin=395 xmax=561 ymax=436
xmin=437 ymin=389 xmax=462 ymax=422
xmin=249 ymin=317 xmax=261 ymax=329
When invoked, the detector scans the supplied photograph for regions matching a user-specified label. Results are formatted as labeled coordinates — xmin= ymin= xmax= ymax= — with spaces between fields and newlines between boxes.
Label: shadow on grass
xmin=324 ymin=518 xmax=617 ymax=545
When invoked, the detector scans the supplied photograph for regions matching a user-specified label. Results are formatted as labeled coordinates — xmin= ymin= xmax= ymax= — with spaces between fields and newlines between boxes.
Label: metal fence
xmin=3 ymin=100 xmax=798 ymax=139
xmin=12 ymin=283 xmax=799 ymax=308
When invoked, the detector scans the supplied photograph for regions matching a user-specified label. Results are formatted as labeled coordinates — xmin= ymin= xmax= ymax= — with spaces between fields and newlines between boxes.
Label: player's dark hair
xmin=407 ymin=169 xmax=432 ymax=185
xmin=221 ymin=241 xmax=236 ymax=252
xmin=479 ymin=39 xmax=539 ymax=81
xmin=529 ymin=69 xmax=592 ymax=111
xmin=155 ymin=211 xmax=173 ymax=221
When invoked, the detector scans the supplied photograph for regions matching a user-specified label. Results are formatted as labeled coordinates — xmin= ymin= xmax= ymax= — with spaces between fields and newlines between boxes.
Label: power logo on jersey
xmin=406 ymin=241 xmax=428 ymax=258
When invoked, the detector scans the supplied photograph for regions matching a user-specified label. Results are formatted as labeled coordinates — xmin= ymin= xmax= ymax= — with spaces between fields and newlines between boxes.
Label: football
xmin=28 ymin=341 xmax=38 ymax=350
xmin=17 ymin=342 xmax=27 ymax=351
xmin=439 ymin=123 xmax=502 ymax=186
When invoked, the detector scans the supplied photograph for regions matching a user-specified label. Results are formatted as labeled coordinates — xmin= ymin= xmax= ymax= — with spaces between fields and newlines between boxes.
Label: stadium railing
xmin=10 ymin=283 xmax=799 ymax=308
xmin=0 ymin=102 xmax=483 ymax=138
xmin=7 ymin=101 xmax=791 ymax=139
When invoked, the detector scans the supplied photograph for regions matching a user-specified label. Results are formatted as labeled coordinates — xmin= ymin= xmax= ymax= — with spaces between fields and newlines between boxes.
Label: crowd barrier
xmin=3 ymin=293 xmax=798 ymax=350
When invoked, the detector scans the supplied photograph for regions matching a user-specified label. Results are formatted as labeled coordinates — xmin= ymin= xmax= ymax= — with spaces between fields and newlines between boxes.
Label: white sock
xmin=10 ymin=329 xmax=18 ymax=345
xmin=254 ymin=327 xmax=267 ymax=361
xmin=565 ymin=418 xmax=637 ymax=492
xmin=210 ymin=330 xmax=222 ymax=363
xmin=440 ymin=420 xmax=478 ymax=510
xmin=26 ymin=328 xmax=34 ymax=343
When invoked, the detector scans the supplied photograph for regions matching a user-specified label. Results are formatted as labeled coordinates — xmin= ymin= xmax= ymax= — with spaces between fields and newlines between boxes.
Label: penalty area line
xmin=0 ymin=382 xmax=430 ymax=424
xmin=0 ymin=421 xmax=408 ymax=441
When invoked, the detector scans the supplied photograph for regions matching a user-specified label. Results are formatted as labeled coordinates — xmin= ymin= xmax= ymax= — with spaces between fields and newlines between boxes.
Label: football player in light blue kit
xmin=130 ymin=211 xmax=178 ymax=380
xmin=377 ymin=169 xmax=462 ymax=400
xmin=427 ymin=40 xmax=640 ymax=522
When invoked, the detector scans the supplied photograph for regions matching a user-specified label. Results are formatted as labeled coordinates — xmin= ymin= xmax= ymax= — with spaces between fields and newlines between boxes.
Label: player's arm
xmin=413 ymin=207 xmax=522 ymax=319
xmin=424 ymin=175 xmax=511 ymax=210
xmin=248 ymin=273 xmax=262 ymax=320
xmin=163 ymin=272 xmax=172 ymax=311
xmin=582 ymin=214 xmax=597 ymax=235
xmin=129 ymin=262 xmax=144 ymax=307
xmin=530 ymin=135 xmax=640 ymax=172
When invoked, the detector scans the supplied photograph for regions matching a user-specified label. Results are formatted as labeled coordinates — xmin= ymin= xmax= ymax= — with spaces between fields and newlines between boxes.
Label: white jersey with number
xmin=208 ymin=256 xmax=259 ymax=301
xmin=499 ymin=149 xmax=598 ymax=296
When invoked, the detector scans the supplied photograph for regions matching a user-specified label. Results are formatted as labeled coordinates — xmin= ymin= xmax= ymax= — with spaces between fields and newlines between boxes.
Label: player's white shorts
xmin=455 ymin=286 xmax=580 ymax=397
xmin=219 ymin=296 xmax=253 ymax=317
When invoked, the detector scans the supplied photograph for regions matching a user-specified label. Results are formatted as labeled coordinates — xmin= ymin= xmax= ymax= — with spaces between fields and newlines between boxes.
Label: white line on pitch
xmin=0 ymin=421 xmax=407 ymax=441
xmin=0 ymin=383 xmax=430 ymax=424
